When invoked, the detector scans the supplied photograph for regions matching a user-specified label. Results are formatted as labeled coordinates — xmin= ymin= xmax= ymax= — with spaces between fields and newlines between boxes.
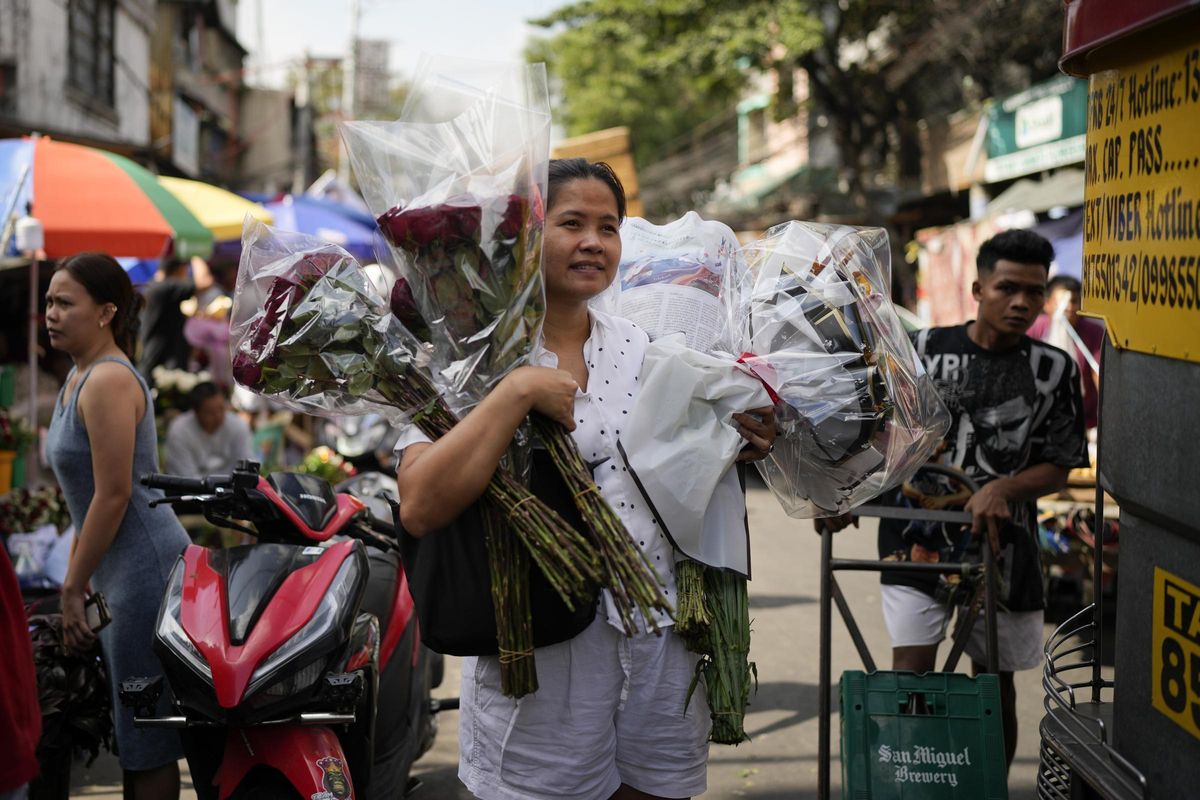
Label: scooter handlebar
xmin=141 ymin=472 xmax=229 ymax=495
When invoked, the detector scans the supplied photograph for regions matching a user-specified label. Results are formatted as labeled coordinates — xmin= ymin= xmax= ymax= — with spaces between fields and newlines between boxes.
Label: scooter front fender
xmin=215 ymin=726 xmax=355 ymax=800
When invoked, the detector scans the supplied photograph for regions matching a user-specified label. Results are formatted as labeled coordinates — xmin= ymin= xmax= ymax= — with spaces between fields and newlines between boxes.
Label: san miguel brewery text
xmin=877 ymin=745 xmax=971 ymax=788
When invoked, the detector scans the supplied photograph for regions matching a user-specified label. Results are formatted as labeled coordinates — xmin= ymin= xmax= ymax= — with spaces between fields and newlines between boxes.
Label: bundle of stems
xmin=371 ymin=371 xmax=601 ymax=608
xmin=481 ymin=505 xmax=537 ymax=696
xmin=674 ymin=559 xmax=712 ymax=647
xmin=679 ymin=558 xmax=757 ymax=745
xmin=531 ymin=415 xmax=673 ymax=635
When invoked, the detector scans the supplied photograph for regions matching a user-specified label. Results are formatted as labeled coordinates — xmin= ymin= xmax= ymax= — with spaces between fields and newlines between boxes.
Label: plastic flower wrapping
xmin=339 ymin=57 xmax=551 ymax=410
xmin=613 ymin=216 xmax=950 ymax=531
xmin=727 ymin=221 xmax=950 ymax=517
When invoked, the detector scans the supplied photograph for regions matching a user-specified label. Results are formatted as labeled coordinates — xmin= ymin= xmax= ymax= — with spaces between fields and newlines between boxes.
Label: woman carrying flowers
xmin=43 ymin=252 xmax=189 ymax=800
xmin=395 ymin=159 xmax=776 ymax=800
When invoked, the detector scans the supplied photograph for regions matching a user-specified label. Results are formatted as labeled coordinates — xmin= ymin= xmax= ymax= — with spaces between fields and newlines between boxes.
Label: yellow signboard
xmin=1081 ymin=42 xmax=1200 ymax=362
xmin=1151 ymin=566 xmax=1200 ymax=741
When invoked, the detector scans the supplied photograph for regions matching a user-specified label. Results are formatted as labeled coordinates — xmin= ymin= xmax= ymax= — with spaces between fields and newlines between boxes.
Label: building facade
xmin=0 ymin=0 xmax=154 ymax=154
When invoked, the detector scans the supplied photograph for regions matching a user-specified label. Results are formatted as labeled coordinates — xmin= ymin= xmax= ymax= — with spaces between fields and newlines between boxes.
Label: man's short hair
xmin=188 ymin=381 xmax=224 ymax=410
xmin=1047 ymin=275 xmax=1082 ymax=294
xmin=976 ymin=229 xmax=1054 ymax=277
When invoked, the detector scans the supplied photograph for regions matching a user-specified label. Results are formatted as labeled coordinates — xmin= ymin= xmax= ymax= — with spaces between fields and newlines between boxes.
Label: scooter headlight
xmin=246 ymin=555 xmax=361 ymax=698
xmin=156 ymin=559 xmax=212 ymax=679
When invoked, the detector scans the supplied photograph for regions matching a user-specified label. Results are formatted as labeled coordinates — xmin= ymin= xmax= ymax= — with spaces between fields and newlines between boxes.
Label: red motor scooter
xmin=121 ymin=461 xmax=450 ymax=799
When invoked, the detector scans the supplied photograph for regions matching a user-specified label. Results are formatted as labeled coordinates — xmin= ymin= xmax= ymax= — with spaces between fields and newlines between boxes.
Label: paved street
xmin=72 ymin=479 xmax=1047 ymax=798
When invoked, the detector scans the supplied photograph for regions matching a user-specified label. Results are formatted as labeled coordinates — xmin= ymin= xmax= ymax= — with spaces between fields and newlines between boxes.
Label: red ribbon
xmin=736 ymin=352 xmax=781 ymax=405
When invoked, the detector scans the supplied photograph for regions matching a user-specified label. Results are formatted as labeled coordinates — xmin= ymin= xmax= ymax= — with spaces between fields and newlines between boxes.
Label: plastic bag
xmin=340 ymin=59 xmax=551 ymax=408
xmin=728 ymin=221 xmax=950 ymax=516
xmin=229 ymin=219 xmax=431 ymax=422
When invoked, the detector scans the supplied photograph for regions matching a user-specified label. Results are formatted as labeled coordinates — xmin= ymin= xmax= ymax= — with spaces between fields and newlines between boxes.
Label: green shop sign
xmin=985 ymin=74 xmax=1088 ymax=182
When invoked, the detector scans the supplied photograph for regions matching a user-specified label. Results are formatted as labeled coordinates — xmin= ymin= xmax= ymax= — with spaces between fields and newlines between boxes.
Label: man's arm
xmin=965 ymin=462 xmax=1069 ymax=555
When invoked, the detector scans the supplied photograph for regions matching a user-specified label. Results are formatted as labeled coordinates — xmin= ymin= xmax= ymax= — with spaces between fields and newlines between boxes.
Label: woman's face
xmin=45 ymin=270 xmax=113 ymax=355
xmin=542 ymin=178 xmax=621 ymax=307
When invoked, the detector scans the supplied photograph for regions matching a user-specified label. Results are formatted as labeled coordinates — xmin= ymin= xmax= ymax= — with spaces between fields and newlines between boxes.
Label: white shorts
xmin=458 ymin=611 xmax=710 ymax=800
xmin=880 ymin=583 xmax=1045 ymax=672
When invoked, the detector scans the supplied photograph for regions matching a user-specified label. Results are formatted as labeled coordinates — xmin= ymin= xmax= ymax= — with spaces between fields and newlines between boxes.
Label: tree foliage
xmin=527 ymin=0 xmax=822 ymax=164
xmin=529 ymin=0 xmax=1063 ymax=206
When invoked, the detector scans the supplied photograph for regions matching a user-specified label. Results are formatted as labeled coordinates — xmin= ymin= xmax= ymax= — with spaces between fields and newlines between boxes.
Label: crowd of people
xmin=0 ymin=159 xmax=1098 ymax=800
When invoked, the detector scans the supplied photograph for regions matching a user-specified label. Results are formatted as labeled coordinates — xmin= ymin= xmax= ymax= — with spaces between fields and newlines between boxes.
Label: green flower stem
xmin=674 ymin=559 xmax=712 ymax=651
xmin=680 ymin=559 xmax=757 ymax=745
xmin=483 ymin=505 xmax=537 ymax=697
xmin=373 ymin=375 xmax=600 ymax=607
xmin=530 ymin=415 xmax=673 ymax=636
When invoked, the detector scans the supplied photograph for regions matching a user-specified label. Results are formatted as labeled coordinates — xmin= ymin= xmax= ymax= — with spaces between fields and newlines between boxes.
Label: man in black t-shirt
xmin=818 ymin=229 xmax=1087 ymax=769
xmin=138 ymin=256 xmax=213 ymax=382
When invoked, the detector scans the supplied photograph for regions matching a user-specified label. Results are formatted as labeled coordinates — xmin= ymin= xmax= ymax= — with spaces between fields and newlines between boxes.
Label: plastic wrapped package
xmin=229 ymin=220 xmax=431 ymax=423
xmin=340 ymin=60 xmax=551 ymax=409
xmin=728 ymin=221 xmax=950 ymax=516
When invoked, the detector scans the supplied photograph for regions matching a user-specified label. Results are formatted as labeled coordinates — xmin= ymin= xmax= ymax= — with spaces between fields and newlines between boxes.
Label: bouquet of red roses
xmin=229 ymin=222 xmax=600 ymax=615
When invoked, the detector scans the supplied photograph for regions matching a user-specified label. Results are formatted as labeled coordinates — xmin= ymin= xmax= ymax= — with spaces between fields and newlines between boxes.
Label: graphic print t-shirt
xmin=878 ymin=324 xmax=1088 ymax=611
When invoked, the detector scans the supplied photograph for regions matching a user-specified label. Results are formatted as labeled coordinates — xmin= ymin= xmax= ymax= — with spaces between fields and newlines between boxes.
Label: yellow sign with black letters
xmin=1151 ymin=567 xmax=1200 ymax=740
xmin=1082 ymin=41 xmax=1200 ymax=363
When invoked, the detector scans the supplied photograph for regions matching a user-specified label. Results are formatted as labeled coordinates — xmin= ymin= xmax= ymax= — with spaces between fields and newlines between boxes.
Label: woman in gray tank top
xmin=44 ymin=252 xmax=190 ymax=800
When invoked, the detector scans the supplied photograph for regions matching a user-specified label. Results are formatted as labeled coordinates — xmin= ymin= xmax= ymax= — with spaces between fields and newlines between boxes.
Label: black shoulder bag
xmin=397 ymin=449 xmax=600 ymax=656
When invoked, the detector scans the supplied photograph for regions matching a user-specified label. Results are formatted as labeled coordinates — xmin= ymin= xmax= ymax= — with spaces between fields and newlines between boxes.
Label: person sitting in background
xmin=1027 ymin=275 xmax=1104 ymax=429
xmin=138 ymin=255 xmax=213 ymax=383
xmin=164 ymin=382 xmax=255 ymax=477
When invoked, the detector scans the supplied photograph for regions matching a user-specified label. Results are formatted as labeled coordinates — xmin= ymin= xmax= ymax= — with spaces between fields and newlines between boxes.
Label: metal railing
xmin=1038 ymin=604 xmax=1146 ymax=799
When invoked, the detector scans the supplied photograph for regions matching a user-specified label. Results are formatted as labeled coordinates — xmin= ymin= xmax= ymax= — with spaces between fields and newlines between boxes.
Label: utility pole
xmin=293 ymin=54 xmax=313 ymax=194
xmin=337 ymin=0 xmax=360 ymax=184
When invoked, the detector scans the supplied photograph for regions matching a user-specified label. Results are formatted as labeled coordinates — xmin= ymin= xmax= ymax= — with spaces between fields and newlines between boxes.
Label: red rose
xmin=377 ymin=200 xmax=482 ymax=252
xmin=497 ymin=194 xmax=527 ymax=240
xmin=389 ymin=277 xmax=430 ymax=341
xmin=231 ymin=352 xmax=263 ymax=389
xmin=248 ymin=276 xmax=306 ymax=352
xmin=446 ymin=202 xmax=481 ymax=241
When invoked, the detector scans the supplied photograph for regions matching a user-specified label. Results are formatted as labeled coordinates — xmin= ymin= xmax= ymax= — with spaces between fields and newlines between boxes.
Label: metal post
xmin=818 ymin=526 xmax=832 ymax=800
xmin=25 ymin=255 xmax=40 ymax=489
xmin=1092 ymin=342 xmax=1106 ymax=702
xmin=337 ymin=0 xmax=360 ymax=184
xmin=983 ymin=534 xmax=999 ymax=674
xmin=831 ymin=577 xmax=877 ymax=673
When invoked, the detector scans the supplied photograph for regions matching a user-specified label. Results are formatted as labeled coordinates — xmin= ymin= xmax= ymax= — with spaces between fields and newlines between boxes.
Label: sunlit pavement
xmin=71 ymin=480 xmax=1045 ymax=799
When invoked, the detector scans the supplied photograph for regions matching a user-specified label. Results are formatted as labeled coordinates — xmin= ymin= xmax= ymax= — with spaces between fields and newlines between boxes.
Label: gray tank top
xmin=44 ymin=355 xmax=189 ymax=587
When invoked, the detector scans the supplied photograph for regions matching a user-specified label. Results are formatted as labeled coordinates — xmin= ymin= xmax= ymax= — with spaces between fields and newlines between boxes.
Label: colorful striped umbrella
xmin=158 ymin=176 xmax=272 ymax=242
xmin=0 ymin=136 xmax=212 ymax=259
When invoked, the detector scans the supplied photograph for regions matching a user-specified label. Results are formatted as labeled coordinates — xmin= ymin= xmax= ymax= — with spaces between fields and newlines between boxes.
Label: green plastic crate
xmin=840 ymin=670 xmax=1008 ymax=799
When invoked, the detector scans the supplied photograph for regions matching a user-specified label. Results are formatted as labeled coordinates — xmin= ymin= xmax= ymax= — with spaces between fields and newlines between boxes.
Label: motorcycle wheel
xmin=229 ymin=768 xmax=303 ymax=800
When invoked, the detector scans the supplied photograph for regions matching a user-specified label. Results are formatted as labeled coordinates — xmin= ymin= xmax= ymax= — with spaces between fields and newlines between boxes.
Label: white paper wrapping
xmin=619 ymin=334 xmax=769 ymax=575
